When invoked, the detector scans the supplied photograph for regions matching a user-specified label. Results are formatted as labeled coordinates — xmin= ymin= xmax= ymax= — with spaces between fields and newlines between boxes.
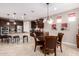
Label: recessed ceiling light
xmin=13 ymin=13 xmax=16 ymax=15
xmin=24 ymin=13 xmax=26 ymax=16
xmin=31 ymin=10 xmax=34 ymax=13
xmin=7 ymin=14 xmax=10 ymax=16
xmin=22 ymin=16 xmax=24 ymax=19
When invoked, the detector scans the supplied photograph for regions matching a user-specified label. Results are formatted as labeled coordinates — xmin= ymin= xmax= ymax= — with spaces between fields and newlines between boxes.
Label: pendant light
xmin=13 ymin=22 xmax=16 ymax=25
xmin=6 ymin=13 xmax=10 ymax=25
xmin=44 ymin=3 xmax=53 ymax=24
xmin=22 ymin=13 xmax=26 ymax=20
xmin=13 ymin=13 xmax=16 ymax=25
xmin=7 ymin=22 xmax=10 ymax=25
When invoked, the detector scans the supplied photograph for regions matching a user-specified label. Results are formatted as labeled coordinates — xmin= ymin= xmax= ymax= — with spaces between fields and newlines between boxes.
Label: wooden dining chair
xmin=44 ymin=32 xmax=49 ymax=36
xmin=44 ymin=36 xmax=57 ymax=56
xmin=0 ymin=35 xmax=1 ymax=41
xmin=33 ymin=33 xmax=44 ymax=52
xmin=57 ymin=33 xmax=64 ymax=52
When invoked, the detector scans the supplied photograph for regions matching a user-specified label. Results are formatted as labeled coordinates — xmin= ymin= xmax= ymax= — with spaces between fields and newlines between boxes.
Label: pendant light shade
xmin=43 ymin=18 xmax=47 ymax=23
xmin=7 ymin=22 xmax=10 ymax=25
xmin=13 ymin=22 xmax=16 ymax=25
xmin=13 ymin=13 xmax=16 ymax=19
xmin=43 ymin=3 xmax=53 ymax=24
xmin=47 ymin=18 xmax=54 ymax=24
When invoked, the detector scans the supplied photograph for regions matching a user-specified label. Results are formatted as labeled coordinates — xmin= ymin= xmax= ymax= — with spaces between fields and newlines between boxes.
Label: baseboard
xmin=62 ymin=42 xmax=76 ymax=47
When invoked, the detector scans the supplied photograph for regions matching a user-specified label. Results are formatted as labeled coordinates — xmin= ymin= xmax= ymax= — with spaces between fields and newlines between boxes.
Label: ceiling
xmin=0 ymin=3 xmax=79 ymax=21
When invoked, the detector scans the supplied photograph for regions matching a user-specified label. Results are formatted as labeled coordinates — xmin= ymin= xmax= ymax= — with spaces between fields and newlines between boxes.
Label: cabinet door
xmin=1 ymin=27 xmax=9 ymax=35
xmin=31 ymin=21 xmax=36 ymax=29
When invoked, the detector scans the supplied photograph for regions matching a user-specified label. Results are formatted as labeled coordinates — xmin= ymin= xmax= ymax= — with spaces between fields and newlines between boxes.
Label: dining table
xmin=36 ymin=34 xmax=58 ymax=51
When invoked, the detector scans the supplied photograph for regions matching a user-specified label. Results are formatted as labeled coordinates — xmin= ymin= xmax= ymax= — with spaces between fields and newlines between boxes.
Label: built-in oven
xmin=0 ymin=27 xmax=9 ymax=35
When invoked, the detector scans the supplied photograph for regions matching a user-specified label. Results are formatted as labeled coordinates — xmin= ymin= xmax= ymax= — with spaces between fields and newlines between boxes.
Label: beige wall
xmin=44 ymin=8 xmax=79 ymax=46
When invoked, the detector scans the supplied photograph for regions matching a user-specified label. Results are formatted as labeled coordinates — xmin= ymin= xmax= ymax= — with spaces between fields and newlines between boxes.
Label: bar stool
xmin=13 ymin=36 xmax=20 ymax=43
xmin=23 ymin=35 xmax=28 ymax=43
xmin=1 ymin=35 xmax=9 ymax=43
xmin=7 ymin=35 xmax=12 ymax=43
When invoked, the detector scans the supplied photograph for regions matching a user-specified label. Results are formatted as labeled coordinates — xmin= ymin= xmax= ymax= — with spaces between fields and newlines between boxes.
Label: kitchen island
xmin=8 ymin=32 xmax=30 ymax=43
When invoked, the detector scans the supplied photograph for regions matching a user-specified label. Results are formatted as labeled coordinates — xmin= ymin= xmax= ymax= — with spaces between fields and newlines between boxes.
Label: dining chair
xmin=0 ymin=35 xmax=1 ymax=41
xmin=57 ymin=33 xmax=64 ymax=52
xmin=44 ymin=32 xmax=49 ymax=36
xmin=44 ymin=36 xmax=57 ymax=56
xmin=33 ymin=33 xmax=44 ymax=52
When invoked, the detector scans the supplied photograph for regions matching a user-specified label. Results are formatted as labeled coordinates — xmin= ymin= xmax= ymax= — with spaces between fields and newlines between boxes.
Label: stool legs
xmin=23 ymin=36 xmax=28 ymax=43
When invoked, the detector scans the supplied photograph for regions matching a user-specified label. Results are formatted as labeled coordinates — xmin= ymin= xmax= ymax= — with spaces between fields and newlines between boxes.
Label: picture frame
xmin=52 ymin=24 xmax=57 ymax=30
xmin=61 ymin=23 xmax=68 ymax=30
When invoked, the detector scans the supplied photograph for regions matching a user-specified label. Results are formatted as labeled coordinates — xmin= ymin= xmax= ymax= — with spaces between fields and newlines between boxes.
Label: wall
xmin=44 ymin=8 xmax=79 ymax=46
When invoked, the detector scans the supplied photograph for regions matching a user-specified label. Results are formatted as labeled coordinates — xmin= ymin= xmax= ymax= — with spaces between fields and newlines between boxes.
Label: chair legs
xmin=44 ymin=53 xmax=46 ymax=56
xmin=44 ymin=52 xmax=49 ymax=56
xmin=60 ymin=44 xmax=62 ymax=52
xmin=44 ymin=49 xmax=46 ymax=56
xmin=54 ymin=48 xmax=56 ymax=56
xmin=23 ymin=36 xmax=28 ymax=43
xmin=34 ymin=44 xmax=36 ymax=52
xmin=27 ymin=37 xmax=28 ymax=42
xmin=43 ymin=48 xmax=56 ymax=56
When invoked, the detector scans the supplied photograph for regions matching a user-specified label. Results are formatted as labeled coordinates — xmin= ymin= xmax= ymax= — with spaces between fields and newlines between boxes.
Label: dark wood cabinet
xmin=76 ymin=34 xmax=79 ymax=48
xmin=0 ymin=17 xmax=23 ymax=33
xmin=31 ymin=18 xmax=44 ymax=29
xmin=31 ymin=21 xmax=36 ymax=29
xmin=38 ymin=21 xmax=44 ymax=28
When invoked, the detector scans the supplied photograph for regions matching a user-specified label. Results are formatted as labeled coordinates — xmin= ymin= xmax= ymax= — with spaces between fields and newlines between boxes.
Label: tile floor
xmin=0 ymin=37 xmax=79 ymax=56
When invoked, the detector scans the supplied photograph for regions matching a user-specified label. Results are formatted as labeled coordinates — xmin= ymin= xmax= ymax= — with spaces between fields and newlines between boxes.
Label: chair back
xmin=58 ymin=33 xmax=64 ymax=43
xmin=45 ymin=36 xmax=57 ymax=49
xmin=30 ymin=32 xmax=34 ymax=37
xmin=35 ymin=31 xmax=43 ymax=37
xmin=32 ymin=33 xmax=37 ymax=43
xmin=44 ymin=32 xmax=49 ymax=36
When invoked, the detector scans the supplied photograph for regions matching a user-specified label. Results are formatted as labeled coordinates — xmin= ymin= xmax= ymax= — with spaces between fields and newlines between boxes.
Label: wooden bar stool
xmin=13 ymin=36 xmax=20 ymax=43
xmin=23 ymin=35 xmax=28 ymax=43
xmin=7 ymin=35 xmax=12 ymax=43
xmin=1 ymin=35 xmax=8 ymax=43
